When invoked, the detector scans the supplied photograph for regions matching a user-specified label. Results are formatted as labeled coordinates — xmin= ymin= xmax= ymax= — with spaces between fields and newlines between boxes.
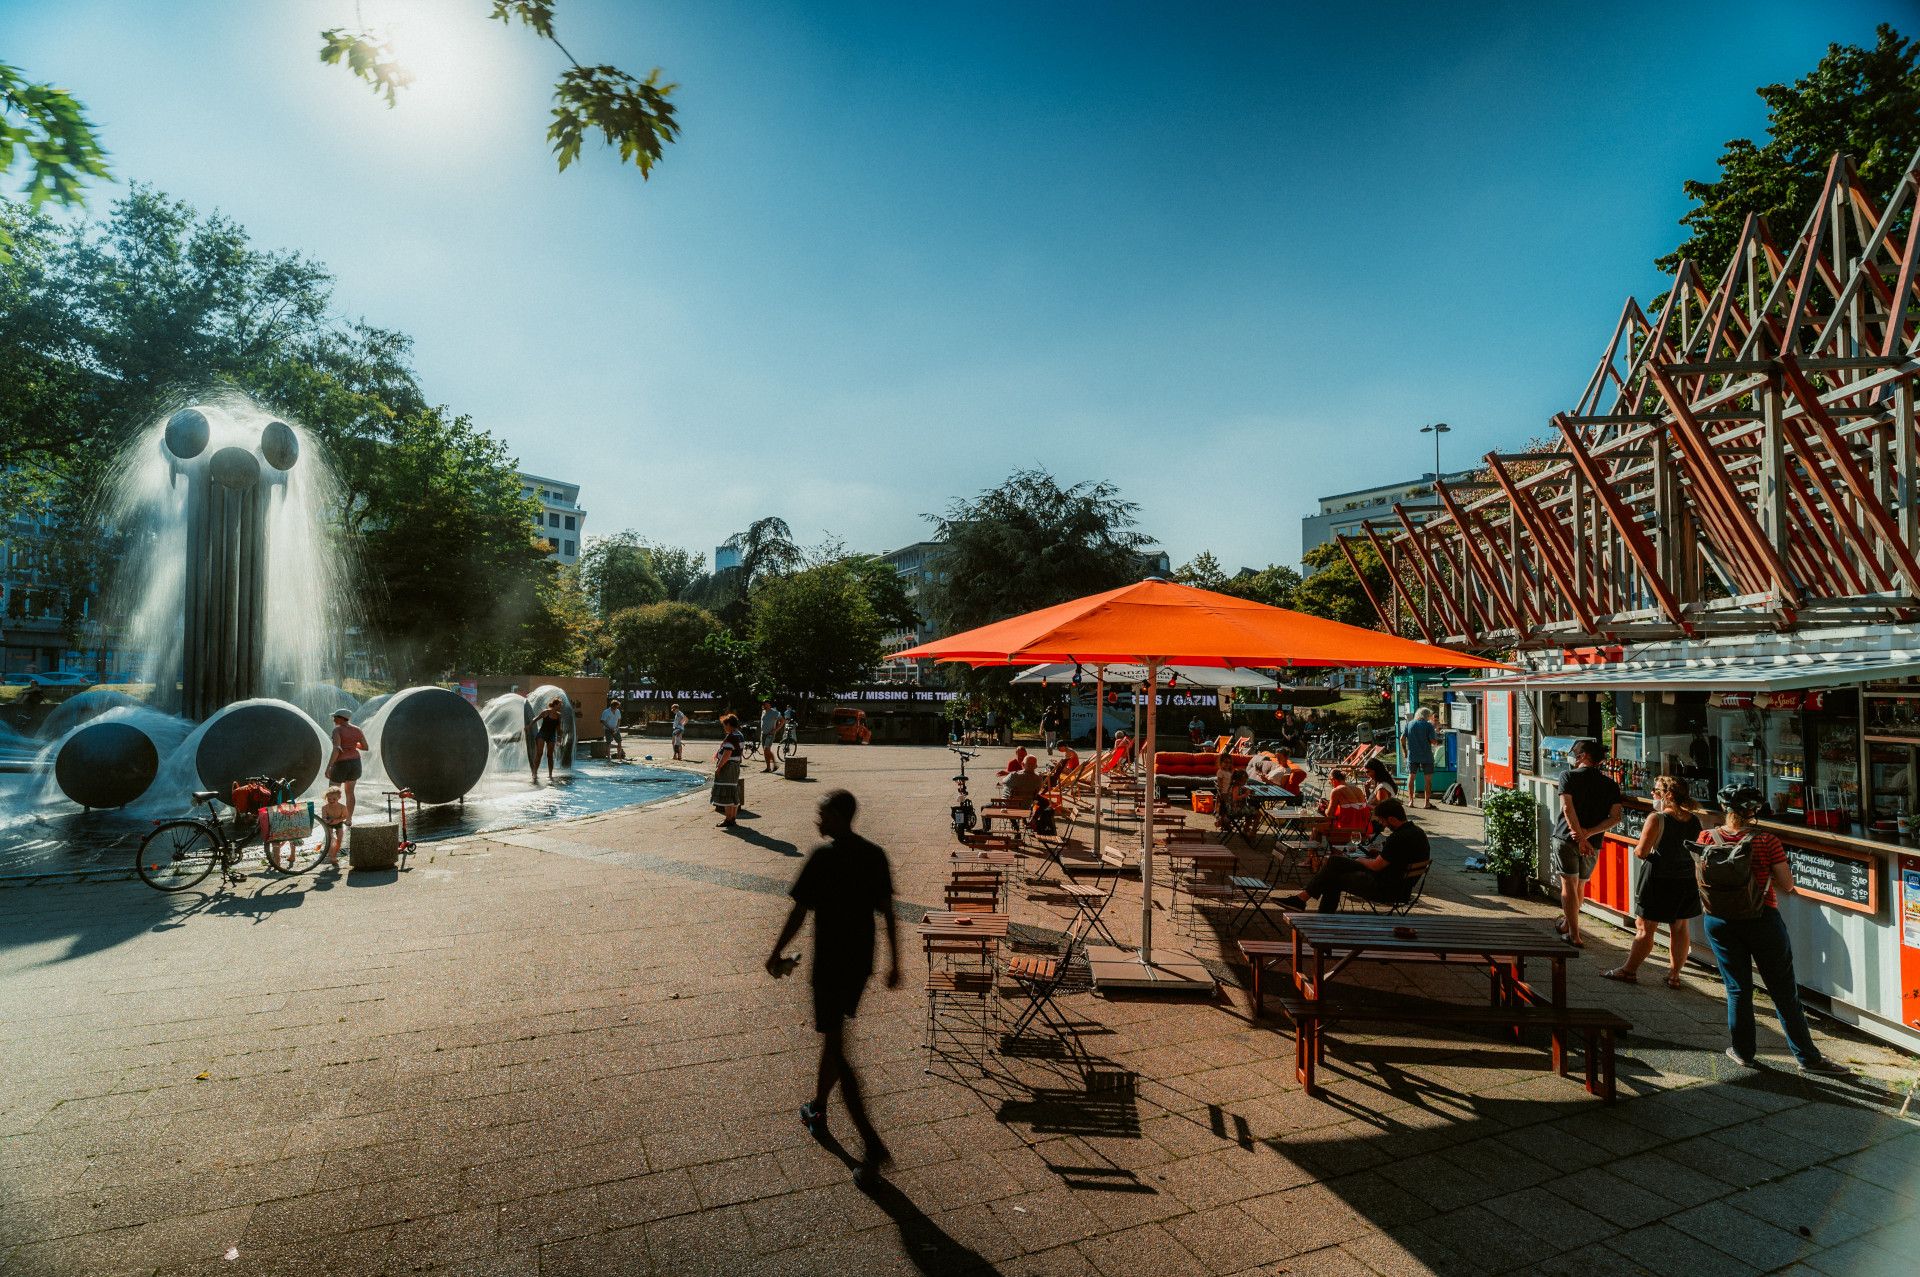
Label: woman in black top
xmin=712 ymin=712 xmax=746 ymax=827
xmin=1602 ymin=774 xmax=1703 ymax=988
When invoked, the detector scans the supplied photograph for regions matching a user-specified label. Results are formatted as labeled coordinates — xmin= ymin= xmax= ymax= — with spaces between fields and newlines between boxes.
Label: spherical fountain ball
xmin=381 ymin=686 xmax=489 ymax=805
xmin=55 ymin=721 xmax=159 ymax=809
xmin=196 ymin=702 xmax=324 ymax=798
xmin=260 ymin=420 xmax=300 ymax=471
xmin=163 ymin=407 xmax=211 ymax=460
xmin=208 ymin=445 xmax=261 ymax=491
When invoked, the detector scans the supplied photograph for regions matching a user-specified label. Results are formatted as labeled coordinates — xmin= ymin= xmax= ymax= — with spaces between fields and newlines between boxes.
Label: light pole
xmin=1420 ymin=421 xmax=1451 ymax=481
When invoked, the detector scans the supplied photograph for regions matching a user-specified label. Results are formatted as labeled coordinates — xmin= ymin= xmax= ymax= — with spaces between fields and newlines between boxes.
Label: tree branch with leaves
xmin=322 ymin=0 xmax=680 ymax=177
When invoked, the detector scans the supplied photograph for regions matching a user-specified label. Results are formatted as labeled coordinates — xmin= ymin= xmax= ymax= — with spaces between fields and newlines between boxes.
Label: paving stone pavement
xmin=3 ymin=743 xmax=1918 ymax=1276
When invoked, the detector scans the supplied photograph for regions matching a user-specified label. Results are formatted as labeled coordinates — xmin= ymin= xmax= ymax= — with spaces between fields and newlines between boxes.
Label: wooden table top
xmin=920 ymin=911 xmax=1011 ymax=939
xmin=1280 ymin=913 xmax=1579 ymax=959
xmin=950 ymin=849 xmax=1018 ymax=867
xmin=1247 ymin=784 xmax=1303 ymax=802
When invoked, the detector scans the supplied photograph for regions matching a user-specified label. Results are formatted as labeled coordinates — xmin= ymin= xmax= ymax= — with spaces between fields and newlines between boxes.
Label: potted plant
xmin=1480 ymin=786 xmax=1536 ymax=898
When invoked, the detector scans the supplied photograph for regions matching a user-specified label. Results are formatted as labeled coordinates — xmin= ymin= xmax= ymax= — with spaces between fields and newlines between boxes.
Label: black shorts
xmin=812 ymin=979 xmax=866 ymax=1032
xmin=326 ymin=756 xmax=363 ymax=783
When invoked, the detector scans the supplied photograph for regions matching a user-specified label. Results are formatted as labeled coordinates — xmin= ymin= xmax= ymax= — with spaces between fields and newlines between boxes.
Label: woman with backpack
xmin=1600 ymin=775 xmax=1701 ymax=988
xmin=1696 ymin=785 xmax=1848 ymax=1074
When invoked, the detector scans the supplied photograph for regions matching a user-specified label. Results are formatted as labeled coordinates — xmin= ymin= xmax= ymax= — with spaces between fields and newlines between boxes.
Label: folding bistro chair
xmin=1359 ymin=859 xmax=1432 ymax=915
xmin=1005 ymin=936 xmax=1085 ymax=1042
xmin=1311 ymin=801 xmax=1375 ymax=869
xmin=924 ymin=965 xmax=997 ymax=1069
xmin=1049 ymin=855 xmax=1125 ymax=947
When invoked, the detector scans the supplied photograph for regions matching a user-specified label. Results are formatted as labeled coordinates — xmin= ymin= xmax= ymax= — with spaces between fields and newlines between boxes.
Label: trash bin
xmin=783 ymin=755 xmax=809 ymax=781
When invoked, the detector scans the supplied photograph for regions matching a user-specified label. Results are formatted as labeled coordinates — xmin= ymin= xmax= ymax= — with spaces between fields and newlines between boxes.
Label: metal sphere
xmin=163 ymin=408 xmax=211 ymax=460
xmin=208 ymin=446 xmax=261 ymax=491
xmin=54 ymin=722 xmax=159 ymax=809
xmin=379 ymin=687 xmax=489 ymax=805
xmin=260 ymin=420 xmax=299 ymax=471
xmin=196 ymin=701 xmax=324 ymax=798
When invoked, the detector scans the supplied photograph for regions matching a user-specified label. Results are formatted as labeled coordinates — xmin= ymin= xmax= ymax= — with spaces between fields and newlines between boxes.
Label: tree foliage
xmin=1173 ymin=552 xmax=1226 ymax=590
xmin=750 ymin=563 xmax=885 ymax=704
xmin=0 ymin=61 xmax=109 ymax=257
xmin=578 ymin=531 xmax=668 ymax=618
xmin=607 ymin=600 xmax=724 ymax=689
xmin=1659 ymin=24 xmax=1920 ymax=274
xmin=923 ymin=469 xmax=1150 ymax=638
xmin=323 ymin=0 xmax=680 ymax=178
xmin=1292 ymin=540 xmax=1389 ymax=629
xmin=0 ymin=185 xmax=554 ymax=682
xmin=1219 ymin=563 xmax=1302 ymax=609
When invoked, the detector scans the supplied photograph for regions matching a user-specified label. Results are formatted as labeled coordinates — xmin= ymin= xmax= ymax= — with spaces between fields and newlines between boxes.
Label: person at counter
xmin=1601 ymin=775 xmax=1702 ymax=988
xmin=1552 ymin=738 xmax=1622 ymax=948
xmin=1697 ymin=786 xmax=1849 ymax=1075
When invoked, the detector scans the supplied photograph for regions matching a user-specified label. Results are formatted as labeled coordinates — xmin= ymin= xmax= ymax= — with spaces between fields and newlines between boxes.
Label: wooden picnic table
xmin=1264 ymin=912 xmax=1583 ymax=1071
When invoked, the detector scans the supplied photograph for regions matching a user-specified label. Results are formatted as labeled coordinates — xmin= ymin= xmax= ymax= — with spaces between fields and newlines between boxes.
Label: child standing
xmin=320 ymin=785 xmax=350 ymax=870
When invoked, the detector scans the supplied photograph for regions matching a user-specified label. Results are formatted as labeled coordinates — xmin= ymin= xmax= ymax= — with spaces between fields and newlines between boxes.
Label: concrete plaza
xmin=3 ymin=744 xmax=1917 ymax=1276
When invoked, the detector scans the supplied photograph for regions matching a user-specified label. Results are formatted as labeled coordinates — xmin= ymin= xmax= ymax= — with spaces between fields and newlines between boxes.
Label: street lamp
xmin=1420 ymin=421 xmax=1452 ymax=481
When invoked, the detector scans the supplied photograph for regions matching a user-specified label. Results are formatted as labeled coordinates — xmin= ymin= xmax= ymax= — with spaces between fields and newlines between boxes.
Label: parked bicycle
xmin=135 ymin=776 xmax=324 ymax=893
xmin=948 ymin=746 xmax=979 ymax=840
xmin=780 ymin=713 xmax=800 ymax=760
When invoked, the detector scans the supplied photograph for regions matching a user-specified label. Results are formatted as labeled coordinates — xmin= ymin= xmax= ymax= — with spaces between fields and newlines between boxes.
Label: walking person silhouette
xmin=766 ymin=790 xmax=900 ymax=1185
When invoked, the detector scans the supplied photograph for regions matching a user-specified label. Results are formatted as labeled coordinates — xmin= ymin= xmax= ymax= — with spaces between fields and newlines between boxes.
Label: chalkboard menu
xmin=1517 ymin=694 xmax=1536 ymax=775
xmin=1616 ymin=807 xmax=1648 ymax=842
xmin=1786 ymin=844 xmax=1879 ymax=914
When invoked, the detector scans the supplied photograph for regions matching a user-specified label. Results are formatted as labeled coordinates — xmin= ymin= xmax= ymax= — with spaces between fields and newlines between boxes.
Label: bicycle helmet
xmin=1717 ymin=784 xmax=1765 ymax=816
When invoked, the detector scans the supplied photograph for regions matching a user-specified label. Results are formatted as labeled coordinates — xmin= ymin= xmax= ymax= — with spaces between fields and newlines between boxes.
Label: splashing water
xmin=100 ymin=392 xmax=357 ymax=716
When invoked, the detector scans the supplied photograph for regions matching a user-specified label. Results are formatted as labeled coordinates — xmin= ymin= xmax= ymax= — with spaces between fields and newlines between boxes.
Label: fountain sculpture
xmin=44 ymin=397 xmax=522 ymax=811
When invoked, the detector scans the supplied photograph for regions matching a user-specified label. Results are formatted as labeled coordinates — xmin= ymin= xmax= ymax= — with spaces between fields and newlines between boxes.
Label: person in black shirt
xmin=1279 ymin=799 xmax=1430 ymax=912
xmin=767 ymin=790 xmax=899 ymax=1185
xmin=1551 ymin=738 xmax=1623 ymax=948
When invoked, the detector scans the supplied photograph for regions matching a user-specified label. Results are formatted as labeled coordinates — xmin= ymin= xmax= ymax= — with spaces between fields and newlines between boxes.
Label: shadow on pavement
xmin=812 ymin=1127 xmax=1002 ymax=1274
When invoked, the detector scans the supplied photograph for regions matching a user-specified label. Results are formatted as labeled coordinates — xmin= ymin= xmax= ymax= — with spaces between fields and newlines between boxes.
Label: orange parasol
xmin=891 ymin=579 xmax=1508 ymax=990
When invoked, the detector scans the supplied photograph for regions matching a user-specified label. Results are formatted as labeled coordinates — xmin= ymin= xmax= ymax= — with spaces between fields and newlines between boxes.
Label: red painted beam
xmin=1551 ymin=415 xmax=1697 ymax=635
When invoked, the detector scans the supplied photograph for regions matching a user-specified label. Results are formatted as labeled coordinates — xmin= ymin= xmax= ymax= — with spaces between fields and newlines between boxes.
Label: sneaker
xmin=799 ymin=1102 xmax=825 ymax=1136
xmin=1724 ymin=1047 xmax=1757 ymax=1068
xmin=1800 ymin=1057 xmax=1851 ymax=1077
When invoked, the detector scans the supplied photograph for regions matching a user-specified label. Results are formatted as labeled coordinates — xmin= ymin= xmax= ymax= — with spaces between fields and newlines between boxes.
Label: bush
xmin=1481 ymin=786 xmax=1536 ymax=876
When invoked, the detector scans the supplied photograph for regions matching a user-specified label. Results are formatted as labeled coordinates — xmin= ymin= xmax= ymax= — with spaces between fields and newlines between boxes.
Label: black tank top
xmin=1650 ymin=810 xmax=1701 ymax=880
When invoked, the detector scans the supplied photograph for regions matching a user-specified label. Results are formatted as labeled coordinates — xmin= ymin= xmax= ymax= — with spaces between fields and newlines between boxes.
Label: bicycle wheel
xmin=136 ymin=820 xmax=220 ymax=892
xmin=264 ymin=825 xmax=327 ymax=875
xmin=782 ymin=736 xmax=798 ymax=760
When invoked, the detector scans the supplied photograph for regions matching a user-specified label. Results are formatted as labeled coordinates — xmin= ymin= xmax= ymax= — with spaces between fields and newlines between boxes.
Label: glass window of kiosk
xmin=1703 ymin=690 xmax=1859 ymax=829
xmin=1865 ymin=682 xmax=1920 ymax=828
xmin=1612 ymin=691 xmax=1713 ymax=801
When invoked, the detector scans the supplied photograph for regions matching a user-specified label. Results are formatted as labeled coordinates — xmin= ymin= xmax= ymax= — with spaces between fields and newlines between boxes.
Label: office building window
xmin=548 ymin=513 xmax=560 ymax=527
xmin=563 ymin=540 xmax=575 ymax=556
xmin=564 ymin=515 xmax=575 ymax=531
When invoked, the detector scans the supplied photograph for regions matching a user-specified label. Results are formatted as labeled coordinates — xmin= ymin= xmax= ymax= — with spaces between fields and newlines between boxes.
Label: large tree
xmin=1219 ymin=563 xmax=1303 ymax=609
xmin=578 ymin=531 xmax=668 ymax=618
xmin=607 ymin=600 xmax=724 ymax=690
xmin=1292 ymin=540 xmax=1389 ymax=630
xmin=923 ymin=469 xmax=1151 ymax=638
xmin=1659 ymin=24 xmax=1920 ymax=274
xmin=750 ymin=562 xmax=885 ymax=704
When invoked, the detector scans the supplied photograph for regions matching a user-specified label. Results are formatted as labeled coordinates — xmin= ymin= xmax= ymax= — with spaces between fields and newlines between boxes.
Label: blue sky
xmin=5 ymin=0 xmax=1911 ymax=570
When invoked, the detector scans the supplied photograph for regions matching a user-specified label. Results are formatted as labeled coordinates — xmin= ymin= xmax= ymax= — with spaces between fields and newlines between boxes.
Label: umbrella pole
xmin=1091 ymin=666 xmax=1105 ymax=863
xmin=1140 ymin=658 xmax=1159 ymax=964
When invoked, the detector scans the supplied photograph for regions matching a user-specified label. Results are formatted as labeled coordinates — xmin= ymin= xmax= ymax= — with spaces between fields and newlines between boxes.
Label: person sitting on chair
xmin=1003 ymin=755 xmax=1046 ymax=805
xmin=997 ymin=745 xmax=1030 ymax=778
xmin=1306 ymin=769 xmax=1367 ymax=839
xmin=1249 ymin=750 xmax=1306 ymax=797
xmin=1279 ymin=798 xmax=1429 ymax=913
xmin=1046 ymin=745 xmax=1081 ymax=787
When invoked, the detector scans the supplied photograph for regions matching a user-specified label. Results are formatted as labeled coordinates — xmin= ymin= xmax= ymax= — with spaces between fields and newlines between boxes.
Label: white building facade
xmin=519 ymin=473 xmax=586 ymax=567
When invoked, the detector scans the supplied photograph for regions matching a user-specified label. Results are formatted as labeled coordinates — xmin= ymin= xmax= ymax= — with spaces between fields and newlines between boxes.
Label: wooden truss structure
xmin=1345 ymin=149 xmax=1920 ymax=652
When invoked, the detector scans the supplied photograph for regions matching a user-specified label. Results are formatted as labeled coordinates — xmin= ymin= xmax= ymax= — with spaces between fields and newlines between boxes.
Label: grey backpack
xmin=1694 ymin=827 xmax=1767 ymax=920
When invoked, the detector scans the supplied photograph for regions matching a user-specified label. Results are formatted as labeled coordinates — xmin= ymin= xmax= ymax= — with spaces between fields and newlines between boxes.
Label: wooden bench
xmin=1273 ymin=996 xmax=1631 ymax=1102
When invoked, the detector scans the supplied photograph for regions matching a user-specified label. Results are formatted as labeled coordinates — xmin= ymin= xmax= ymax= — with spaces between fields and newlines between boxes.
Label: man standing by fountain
xmin=759 ymin=700 xmax=783 ymax=773
xmin=327 ymin=709 xmax=367 ymax=822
